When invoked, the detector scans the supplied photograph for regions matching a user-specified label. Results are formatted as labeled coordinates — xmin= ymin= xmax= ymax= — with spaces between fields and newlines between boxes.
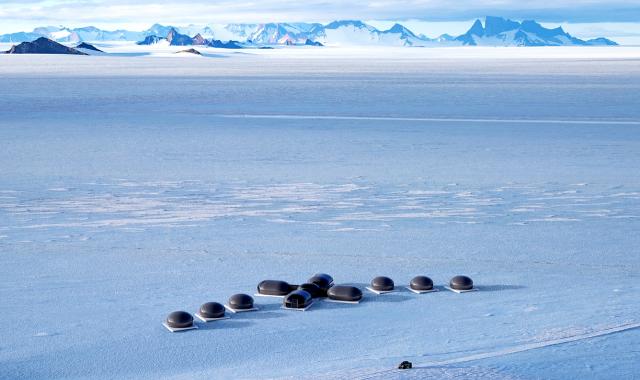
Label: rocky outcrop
xmin=76 ymin=42 xmax=104 ymax=52
xmin=5 ymin=37 xmax=87 ymax=55
xmin=175 ymin=48 xmax=202 ymax=55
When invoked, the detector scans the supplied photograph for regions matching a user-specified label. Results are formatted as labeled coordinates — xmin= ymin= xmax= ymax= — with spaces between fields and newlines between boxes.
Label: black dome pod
xmin=257 ymin=280 xmax=294 ymax=296
xmin=283 ymin=290 xmax=313 ymax=309
xmin=308 ymin=273 xmax=334 ymax=290
xmin=166 ymin=311 xmax=194 ymax=329
xmin=371 ymin=276 xmax=394 ymax=291
xmin=298 ymin=282 xmax=323 ymax=298
xmin=199 ymin=302 xmax=225 ymax=319
xmin=410 ymin=276 xmax=434 ymax=291
xmin=450 ymin=275 xmax=473 ymax=290
xmin=327 ymin=285 xmax=363 ymax=302
xmin=228 ymin=294 xmax=254 ymax=310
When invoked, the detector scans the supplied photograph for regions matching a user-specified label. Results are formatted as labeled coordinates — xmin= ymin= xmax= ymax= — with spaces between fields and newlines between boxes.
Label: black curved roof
xmin=308 ymin=273 xmax=334 ymax=290
xmin=228 ymin=293 xmax=254 ymax=309
xmin=257 ymin=280 xmax=294 ymax=296
xmin=298 ymin=282 xmax=323 ymax=298
xmin=284 ymin=290 xmax=313 ymax=308
xmin=410 ymin=276 xmax=434 ymax=291
xmin=166 ymin=311 xmax=193 ymax=328
xmin=199 ymin=302 xmax=225 ymax=318
xmin=450 ymin=275 xmax=473 ymax=290
xmin=327 ymin=285 xmax=363 ymax=302
xmin=371 ymin=276 xmax=395 ymax=291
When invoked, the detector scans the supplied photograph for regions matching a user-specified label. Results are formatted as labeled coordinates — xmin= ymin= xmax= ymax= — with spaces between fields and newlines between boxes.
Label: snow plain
xmin=1 ymin=47 xmax=640 ymax=379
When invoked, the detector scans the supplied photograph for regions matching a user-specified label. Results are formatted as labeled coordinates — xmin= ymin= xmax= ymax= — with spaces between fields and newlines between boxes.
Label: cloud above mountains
xmin=1 ymin=0 xmax=639 ymax=27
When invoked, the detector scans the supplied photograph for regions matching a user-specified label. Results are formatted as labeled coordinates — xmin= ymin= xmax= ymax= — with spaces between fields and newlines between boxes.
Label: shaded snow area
xmin=1 ymin=50 xmax=639 ymax=379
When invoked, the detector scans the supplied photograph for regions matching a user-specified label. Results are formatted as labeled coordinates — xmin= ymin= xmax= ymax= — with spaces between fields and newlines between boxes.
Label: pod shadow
xmin=476 ymin=284 xmax=525 ymax=292
xmin=234 ymin=302 xmax=287 ymax=319
xmin=363 ymin=293 xmax=413 ymax=303
xmin=197 ymin=320 xmax=253 ymax=330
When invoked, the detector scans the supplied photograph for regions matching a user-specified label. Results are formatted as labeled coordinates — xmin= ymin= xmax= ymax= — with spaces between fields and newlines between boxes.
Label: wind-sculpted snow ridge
xmin=1 ymin=180 xmax=638 ymax=235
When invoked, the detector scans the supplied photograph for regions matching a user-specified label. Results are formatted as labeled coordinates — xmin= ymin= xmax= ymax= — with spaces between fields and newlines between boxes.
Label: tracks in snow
xmin=349 ymin=321 xmax=640 ymax=380
xmin=216 ymin=114 xmax=640 ymax=126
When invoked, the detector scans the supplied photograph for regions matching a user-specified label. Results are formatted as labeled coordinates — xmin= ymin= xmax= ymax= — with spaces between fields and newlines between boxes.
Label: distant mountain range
xmin=0 ymin=17 xmax=618 ymax=47
xmin=455 ymin=16 xmax=617 ymax=46
xmin=136 ymin=28 xmax=245 ymax=48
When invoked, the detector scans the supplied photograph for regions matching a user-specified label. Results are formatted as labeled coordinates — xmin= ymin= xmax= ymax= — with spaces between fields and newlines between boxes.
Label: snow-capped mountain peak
xmin=386 ymin=23 xmax=417 ymax=37
xmin=325 ymin=20 xmax=375 ymax=31
xmin=318 ymin=20 xmax=432 ymax=46
xmin=467 ymin=19 xmax=484 ymax=36
xmin=456 ymin=16 xmax=617 ymax=46
xmin=483 ymin=16 xmax=521 ymax=36
xmin=145 ymin=24 xmax=174 ymax=38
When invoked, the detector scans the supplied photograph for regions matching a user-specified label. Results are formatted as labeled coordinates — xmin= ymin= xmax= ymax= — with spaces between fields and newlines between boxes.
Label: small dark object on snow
xmin=398 ymin=361 xmax=412 ymax=370
xmin=410 ymin=276 xmax=434 ymax=291
xmin=298 ymin=282 xmax=323 ymax=298
xmin=165 ymin=311 xmax=194 ymax=328
xmin=257 ymin=280 xmax=294 ymax=296
xmin=228 ymin=293 xmax=254 ymax=310
xmin=283 ymin=290 xmax=313 ymax=309
xmin=199 ymin=302 xmax=225 ymax=318
xmin=371 ymin=276 xmax=395 ymax=291
xmin=450 ymin=275 xmax=474 ymax=291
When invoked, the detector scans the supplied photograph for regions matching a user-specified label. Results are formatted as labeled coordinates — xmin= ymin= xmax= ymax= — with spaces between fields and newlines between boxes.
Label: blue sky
xmin=1 ymin=0 xmax=640 ymax=43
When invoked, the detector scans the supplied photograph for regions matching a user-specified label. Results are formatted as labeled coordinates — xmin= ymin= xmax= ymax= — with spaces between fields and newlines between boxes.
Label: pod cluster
xmin=165 ymin=274 xmax=475 ymax=331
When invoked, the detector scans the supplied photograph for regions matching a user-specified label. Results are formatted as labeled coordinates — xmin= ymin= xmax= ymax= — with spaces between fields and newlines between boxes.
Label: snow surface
xmin=0 ymin=48 xmax=639 ymax=379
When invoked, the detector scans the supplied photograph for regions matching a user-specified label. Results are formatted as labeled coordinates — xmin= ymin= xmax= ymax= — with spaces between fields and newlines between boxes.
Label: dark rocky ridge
xmin=76 ymin=42 xmax=104 ymax=52
xmin=175 ymin=48 xmax=202 ymax=55
xmin=5 ymin=37 xmax=88 ymax=55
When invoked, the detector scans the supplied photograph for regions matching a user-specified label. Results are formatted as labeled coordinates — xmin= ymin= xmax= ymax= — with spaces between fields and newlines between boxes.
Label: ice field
xmin=1 ymin=47 xmax=640 ymax=379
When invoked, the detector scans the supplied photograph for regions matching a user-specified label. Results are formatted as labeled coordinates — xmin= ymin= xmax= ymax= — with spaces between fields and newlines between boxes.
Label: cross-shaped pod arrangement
xmin=163 ymin=273 xmax=477 ymax=332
